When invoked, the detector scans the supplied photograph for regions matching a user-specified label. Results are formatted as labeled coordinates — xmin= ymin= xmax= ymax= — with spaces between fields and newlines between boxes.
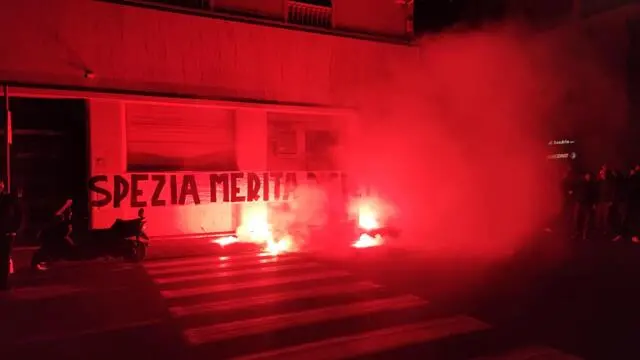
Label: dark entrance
xmin=2 ymin=97 xmax=89 ymax=246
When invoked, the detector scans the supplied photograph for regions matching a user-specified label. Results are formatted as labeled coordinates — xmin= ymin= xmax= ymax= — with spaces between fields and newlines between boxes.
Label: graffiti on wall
xmin=88 ymin=171 xmax=346 ymax=208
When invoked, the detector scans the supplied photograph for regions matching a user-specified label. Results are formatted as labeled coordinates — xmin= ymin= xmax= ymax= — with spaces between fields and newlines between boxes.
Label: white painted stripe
xmin=170 ymin=281 xmax=382 ymax=317
xmin=154 ymin=262 xmax=322 ymax=285
xmin=144 ymin=252 xmax=289 ymax=270
xmin=147 ymin=255 xmax=302 ymax=276
xmin=234 ymin=315 xmax=491 ymax=360
xmin=161 ymin=270 xmax=351 ymax=299
xmin=12 ymin=318 xmax=165 ymax=345
xmin=184 ymin=294 xmax=427 ymax=345
xmin=474 ymin=346 xmax=583 ymax=360
xmin=144 ymin=256 xmax=220 ymax=269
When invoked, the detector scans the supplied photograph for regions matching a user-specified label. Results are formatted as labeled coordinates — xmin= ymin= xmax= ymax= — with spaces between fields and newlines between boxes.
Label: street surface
xmin=1 ymin=235 xmax=639 ymax=359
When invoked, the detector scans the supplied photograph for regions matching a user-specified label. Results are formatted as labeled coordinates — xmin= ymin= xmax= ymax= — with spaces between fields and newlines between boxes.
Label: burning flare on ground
xmin=234 ymin=209 xmax=297 ymax=255
xmin=358 ymin=204 xmax=381 ymax=231
xmin=353 ymin=233 xmax=384 ymax=248
xmin=350 ymin=196 xmax=394 ymax=248
xmin=212 ymin=235 xmax=238 ymax=247
xmin=264 ymin=234 xmax=294 ymax=255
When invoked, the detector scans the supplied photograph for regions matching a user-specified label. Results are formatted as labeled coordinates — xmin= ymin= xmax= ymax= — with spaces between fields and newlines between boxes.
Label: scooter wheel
xmin=125 ymin=243 xmax=147 ymax=262
xmin=134 ymin=244 xmax=147 ymax=262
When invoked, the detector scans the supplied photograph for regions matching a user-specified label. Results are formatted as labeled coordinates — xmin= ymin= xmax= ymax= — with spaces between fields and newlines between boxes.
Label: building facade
xmin=0 ymin=0 xmax=418 ymax=238
xmin=3 ymin=0 xmax=639 ymax=240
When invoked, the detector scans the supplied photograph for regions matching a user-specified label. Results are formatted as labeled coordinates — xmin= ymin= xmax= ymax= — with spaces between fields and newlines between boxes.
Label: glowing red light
xmin=353 ymin=233 xmax=384 ymax=248
xmin=358 ymin=205 xmax=380 ymax=231
xmin=264 ymin=235 xmax=294 ymax=256
xmin=351 ymin=195 xmax=392 ymax=232
xmin=211 ymin=236 xmax=238 ymax=247
xmin=236 ymin=208 xmax=296 ymax=255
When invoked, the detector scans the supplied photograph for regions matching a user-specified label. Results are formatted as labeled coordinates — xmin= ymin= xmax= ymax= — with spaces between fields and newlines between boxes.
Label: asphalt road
xmin=1 ymin=235 xmax=638 ymax=360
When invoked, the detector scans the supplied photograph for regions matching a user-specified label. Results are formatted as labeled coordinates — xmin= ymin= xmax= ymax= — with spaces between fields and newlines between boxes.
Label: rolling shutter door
xmin=124 ymin=102 xmax=236 ymax=236
xmin=126 ymin=103 xmax=236 ymax=172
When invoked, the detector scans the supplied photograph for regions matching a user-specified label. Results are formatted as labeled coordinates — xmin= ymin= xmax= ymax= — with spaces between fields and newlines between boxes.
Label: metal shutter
xmin=126 ymin=103 xmax=236 ymax=172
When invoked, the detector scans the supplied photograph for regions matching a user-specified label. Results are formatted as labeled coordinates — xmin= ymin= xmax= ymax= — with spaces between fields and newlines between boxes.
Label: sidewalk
xmin=11 ymin=233 xmax=237 ymax=271
xmin=0 ymin=259 xmax=179 ymax=359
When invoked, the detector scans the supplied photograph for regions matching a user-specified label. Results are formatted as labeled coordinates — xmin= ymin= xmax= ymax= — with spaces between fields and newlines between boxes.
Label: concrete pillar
xmin=88 ymin=99 xmax=126 ymax=228
xmin=234 ymin=109 xmax=268 ymax=228
xmin=235 ymin=109 xmax=268 ymax=170
xmin=89 ymin=99 xmax=126 ymax=175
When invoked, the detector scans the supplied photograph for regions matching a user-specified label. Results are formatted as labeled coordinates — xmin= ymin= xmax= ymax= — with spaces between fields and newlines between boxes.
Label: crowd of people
xmin=560 ymin=164 xmax=640 ymax=242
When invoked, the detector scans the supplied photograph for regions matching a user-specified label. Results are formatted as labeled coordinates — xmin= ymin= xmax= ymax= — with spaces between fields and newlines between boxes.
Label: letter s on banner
xmin=88 ymin=175 xmax=112 ymax=207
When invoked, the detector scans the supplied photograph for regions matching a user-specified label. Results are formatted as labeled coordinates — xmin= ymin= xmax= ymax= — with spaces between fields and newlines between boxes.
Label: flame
xmin=358 ymin=205 xmax=380 ymax=231
xmin=212 ymin=236 xmax=238 ymax=247
xmin=350 ymin=195 xmax=394 ymax=232
xmin=235 ymin=207 xmax=296 ymax=256
xmin=236 ymin=214 xmax=272 ymax=243
xmin=265 ymin=234 xmax=294 ymax=256
xmin=353 ymin=233 xmax=384 ymax=248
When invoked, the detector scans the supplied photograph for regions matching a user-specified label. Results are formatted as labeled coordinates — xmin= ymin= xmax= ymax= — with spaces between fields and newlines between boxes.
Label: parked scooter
xmin=31 ymin=216 xmax=149 ymax=269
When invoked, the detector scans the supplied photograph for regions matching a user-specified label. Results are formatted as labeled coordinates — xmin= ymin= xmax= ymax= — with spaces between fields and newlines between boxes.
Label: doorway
xmin=2 ymin=97 xmax=89 ymax=246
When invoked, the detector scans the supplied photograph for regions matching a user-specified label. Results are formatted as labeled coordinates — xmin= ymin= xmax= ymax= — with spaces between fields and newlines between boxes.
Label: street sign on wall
xmin=547 ymin=139 xmax=577 ymax=161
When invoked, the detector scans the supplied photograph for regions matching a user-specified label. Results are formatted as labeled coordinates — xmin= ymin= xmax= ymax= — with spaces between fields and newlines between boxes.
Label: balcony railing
xmin=110 ymin=0 xmax=410 ymax=43
xmin=287 ymin=1 xmax=333 ymax=29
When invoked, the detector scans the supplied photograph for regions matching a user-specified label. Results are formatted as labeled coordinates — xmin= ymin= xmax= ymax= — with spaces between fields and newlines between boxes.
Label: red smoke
xmin=333 ymin=22 xmax=625 ymax=260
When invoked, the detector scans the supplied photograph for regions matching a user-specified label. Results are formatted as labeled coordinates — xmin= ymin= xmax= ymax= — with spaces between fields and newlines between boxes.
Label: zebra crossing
xmin=143 ymin=252 xmax=583 ymax=359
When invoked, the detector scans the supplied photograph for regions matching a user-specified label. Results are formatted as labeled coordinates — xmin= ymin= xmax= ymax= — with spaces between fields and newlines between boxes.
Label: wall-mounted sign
xmin=548 ymin=139 xmax=576 ymax=146
xmin=547 ymin=152 xmax=577 ymax=160
xmin=88 ymin=171 xmax=345 ymax=208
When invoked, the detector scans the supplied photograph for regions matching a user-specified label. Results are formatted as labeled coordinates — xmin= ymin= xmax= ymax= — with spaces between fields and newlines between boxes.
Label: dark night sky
xmin=414 ymin=0 xmax=506 ymax=34
xmin=413 ymin=0 xmax=576 ymax=34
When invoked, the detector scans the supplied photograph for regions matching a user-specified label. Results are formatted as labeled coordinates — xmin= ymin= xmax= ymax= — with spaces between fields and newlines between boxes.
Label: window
xmin=269 ymin=121 xmax=299 ymax=156
xmin=267 ymin=112 xmax=342 ymax=171
xmin=267 ymin=118 xmax=305 ymax=171
xmin=305 ymin=130 xmax=337 ymax=157
xmin=305 ymin=129 xmax=339 ymax=170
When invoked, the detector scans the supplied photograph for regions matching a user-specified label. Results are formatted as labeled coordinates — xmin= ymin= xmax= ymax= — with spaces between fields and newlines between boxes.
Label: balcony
xmin=109 ymin=0 xmax=410 ymax=43
xmin=141 ymin=0 xmax=333 ymax=29
xmin=287 ymin=1 xmax=333 ymax=29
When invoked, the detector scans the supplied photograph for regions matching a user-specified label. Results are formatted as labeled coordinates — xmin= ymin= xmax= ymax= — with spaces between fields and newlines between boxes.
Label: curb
xmin=13 ymin=232 xmax=235 ymax=251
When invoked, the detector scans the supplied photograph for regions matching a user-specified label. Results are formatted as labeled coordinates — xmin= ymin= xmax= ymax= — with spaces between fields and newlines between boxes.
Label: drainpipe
xmin=3 ymin=84 xmax=11 ymax=194
xmin=405 ymin=0 xmax=414 ymax=38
